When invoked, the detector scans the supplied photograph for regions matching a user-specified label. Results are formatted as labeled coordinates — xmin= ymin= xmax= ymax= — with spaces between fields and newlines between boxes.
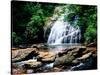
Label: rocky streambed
xmin=11 ymin=43 xmax=97 ymax=74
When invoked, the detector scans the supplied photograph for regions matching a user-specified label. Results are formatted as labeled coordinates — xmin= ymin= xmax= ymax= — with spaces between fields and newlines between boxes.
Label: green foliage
xmin=12 ymin=32 xmax=22 ymax=45
xmin=84 ymin=25 xmax=96 ymax=43
xmin=26 ymin=22 xmax=43 ymax=43
xmin=24 ymin=3 xmax=57 ymax=43
xmin=12 ymin=1 xmax=57 ymax=45
xmin=66 ymin=5 xmax=97 ymax=44
xmin=12 ymin=1 xmax=97 ymax=45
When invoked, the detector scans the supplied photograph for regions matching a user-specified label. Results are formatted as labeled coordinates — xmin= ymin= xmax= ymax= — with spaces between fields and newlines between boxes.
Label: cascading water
xmin=47 ymin=13 xmax=81 ymax=45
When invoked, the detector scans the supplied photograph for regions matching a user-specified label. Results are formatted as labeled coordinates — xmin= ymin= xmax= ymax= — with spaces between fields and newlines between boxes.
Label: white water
xmin=47 ymin=13 xmax=81 ymax=45
xmin=44 ymin=63 xmax=54 ymax=68
xmin=70 ymin=63 xmax=84 ymax=71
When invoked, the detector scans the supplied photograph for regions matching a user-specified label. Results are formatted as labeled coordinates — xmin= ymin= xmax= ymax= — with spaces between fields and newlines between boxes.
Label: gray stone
xmin=54 ymin=54 xmax=75 ymax=66
xmin=77 ymin=52 xmax=92 ymax=61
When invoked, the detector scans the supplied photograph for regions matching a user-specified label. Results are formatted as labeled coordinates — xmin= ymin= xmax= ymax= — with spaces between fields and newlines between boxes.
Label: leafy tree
xmin=84 ymin=25 xmax=96 ymax=43
xmin=12 ymin=1 xmax=58 ymax=45
xmin=12 ymin=1 xmax=97 ymax=45
xmin=66 ymin=5 xmax=97 ymax=44
xmin=12 ymin=32 xmax=22 ymax=45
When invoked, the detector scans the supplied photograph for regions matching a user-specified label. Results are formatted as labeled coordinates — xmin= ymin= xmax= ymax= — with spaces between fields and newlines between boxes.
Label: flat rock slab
xmin=23 ymin=60 xmax=42 ymax=68
xmin=12 ymin=48 xmax=39 ymax=62
xmin=38 ymin=51 xmax=56 ymax=62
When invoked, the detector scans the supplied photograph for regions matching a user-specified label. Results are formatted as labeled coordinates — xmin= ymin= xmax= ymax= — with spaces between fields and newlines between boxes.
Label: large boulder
xmin=57 ymin=46 xmax=86 ymax=57
xmin=73 ymin=46 xmax=86 ymax=57
xmin=54 ymin=53 xmax=75 ymax=66
xmin=71 ymin=52 xmax=92 ymax=65
xmin=37 ymin=51 xmax=56 ymax=62
xmin=72 ymin=59 xmax=80 ymax=65
xmin=54 ymin=46 xmax=87 ymax=66
xmin=76 ymin=52 xmax=92 ymax=61
xmin=23 ymin=60 xmax=42 ymax=69
xmin=57 ymin=47 xmax=77 ymax=57
xmin=12 ymin=48 xmax=39 ymax=62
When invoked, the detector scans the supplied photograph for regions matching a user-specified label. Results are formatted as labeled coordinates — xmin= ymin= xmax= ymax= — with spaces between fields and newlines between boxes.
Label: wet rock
xmin=54 ymin=6 xmax=64 ymax=15
xmin=58 ymin=46 xmax=86 ymax=57
xmin=76 ymin=52 xmax=92 ymax=61
xmin=58 ymin=47 xmax=77 ymax=57
xmin=40 ymin=63 xmax=55 ymax=71
xmin=50 ymin=15 xmax=58 ymax=21
xmin=72 ymin=59 xmax=80 ymax=65
xmin=50 ymin=67 xmax=63 ymax=72
xmin=12 ymin=68 xmax=26 ymax=74
xmin=73 ymin=46 xmax=86 ymax=57
xmin=12 ymin=48 xmax=39 ymax=62
xmin=11 ymin=48 xmax=19 ymax=50
xmin=87 ymin=42 xmax=97 ymax=47
xmin=71 ymin=52 xmax=92 ymax=65
xmin=37 ymin=51 xmax=56 ymax=62
xmin=65 ymin=47 xmax=77 ymax=51
xmin=82 ymin=49 xmax=91 ymax=54
xmin=54 ymin=46 xmax=88 ymax=66
xmin=54 ymin=53 xmax=75 ymax=66
xmin=31 ymin=43 xmax=45 ymax=49
xmin=70 ymin=54 xmax=95 ymax=71
xmin=78 ymin=46 xmax=86 ymax=53
xmin=26 ymin=69 xmax=34 ymax=74
xmin=84 ymin=47 xmax=97 ymax=54
xmin=68 ymin=48 xmax=80 ymax=56
xmin=23 ymin=60 xmax=42 ymax=69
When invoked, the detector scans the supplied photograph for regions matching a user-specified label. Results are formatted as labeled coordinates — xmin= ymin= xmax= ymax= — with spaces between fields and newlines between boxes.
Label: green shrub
xmin=12 ymin=32 xmax=22 ymax=45
xmin=84 ymin=25 xmax=96 ymax=44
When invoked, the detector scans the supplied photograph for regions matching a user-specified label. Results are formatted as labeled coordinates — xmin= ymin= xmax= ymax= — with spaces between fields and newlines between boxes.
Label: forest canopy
xmin=11 ymin=1 xmax=97 ymax=46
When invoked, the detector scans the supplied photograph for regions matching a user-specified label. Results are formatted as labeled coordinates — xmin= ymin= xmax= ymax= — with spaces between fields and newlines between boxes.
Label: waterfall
xmin=47 ymin=13 xmax=81 ymax=45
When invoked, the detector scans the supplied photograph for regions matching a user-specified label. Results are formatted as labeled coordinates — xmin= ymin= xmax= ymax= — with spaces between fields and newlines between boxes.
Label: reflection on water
xmin=47 ymin=43 xmax=82 ymax=53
